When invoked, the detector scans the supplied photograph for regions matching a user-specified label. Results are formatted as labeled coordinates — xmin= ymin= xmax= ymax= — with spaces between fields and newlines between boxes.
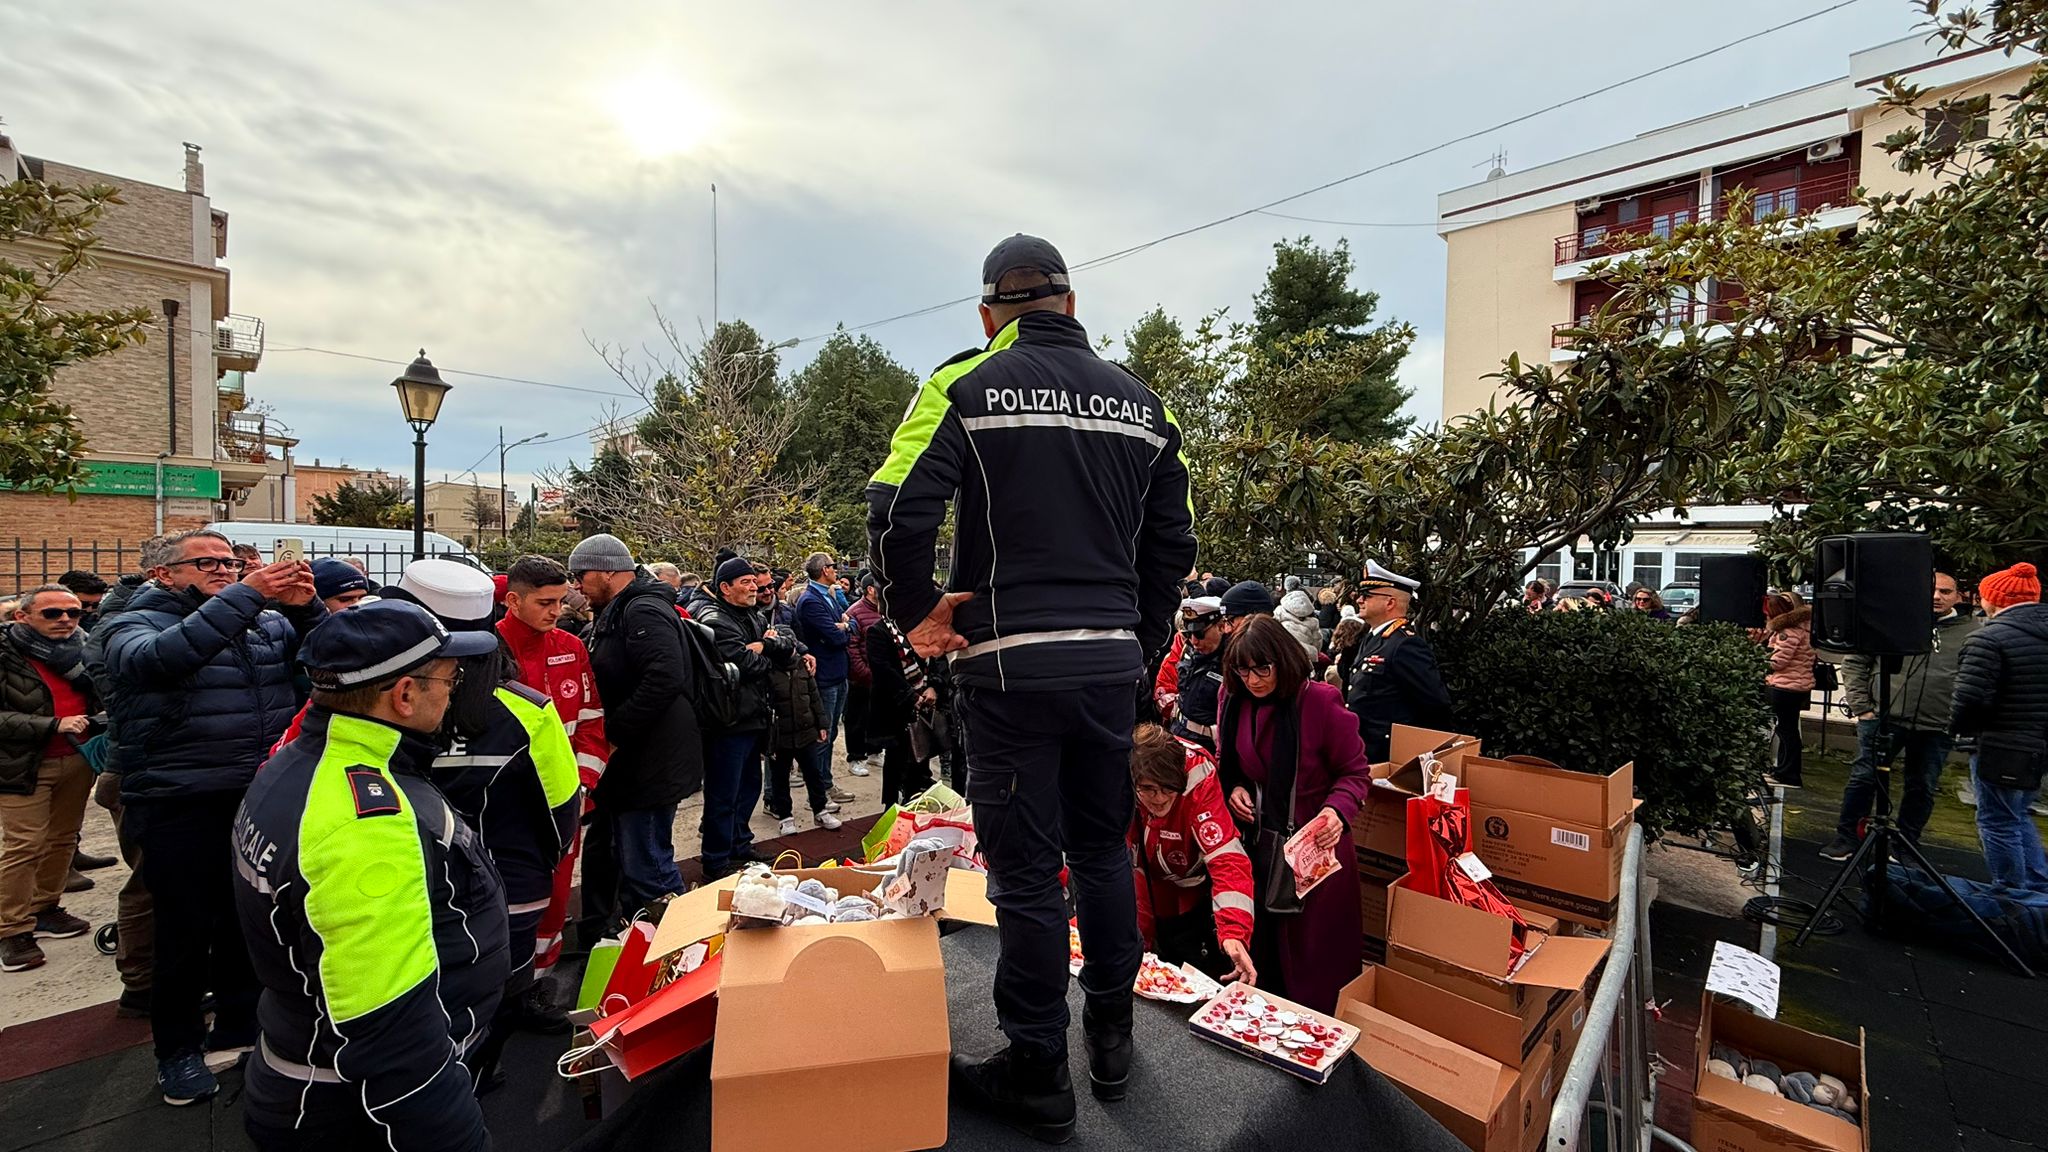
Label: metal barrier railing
xmin=1544 ymin=824 xmax=1696 ymax=1152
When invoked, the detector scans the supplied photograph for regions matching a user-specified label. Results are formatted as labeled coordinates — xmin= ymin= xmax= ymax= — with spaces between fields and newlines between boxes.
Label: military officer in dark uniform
xmin=1343 ymin=560 xmax=1452 ymax=761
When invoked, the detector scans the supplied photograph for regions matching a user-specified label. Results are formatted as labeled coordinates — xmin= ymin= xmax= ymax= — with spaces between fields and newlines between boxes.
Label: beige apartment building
xmin=422 ymin=479 xmax=520 ymax=547
xmin=1434 ymin=35 xmax=2034 ymax=591
xmin=0 ymin=130 xmax=272 ymax=578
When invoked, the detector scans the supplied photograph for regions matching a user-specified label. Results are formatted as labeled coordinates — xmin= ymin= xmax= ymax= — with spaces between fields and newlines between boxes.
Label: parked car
xmin=1556 ymin=581 xmax=1624 ymax=605
xmin=1660 ymin=583 xmax=1701 ymax=612
xmin=206 ymin=522 xmax=486 ymax=585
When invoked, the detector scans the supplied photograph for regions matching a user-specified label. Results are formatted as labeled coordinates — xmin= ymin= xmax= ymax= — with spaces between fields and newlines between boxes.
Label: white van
xmin=206 ymin=522 xmax=488 ymax=586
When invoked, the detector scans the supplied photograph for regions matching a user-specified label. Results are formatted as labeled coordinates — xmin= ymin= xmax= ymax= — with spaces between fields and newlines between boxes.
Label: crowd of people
xmin=5 ymin=229 xmax=2044 ymax=1151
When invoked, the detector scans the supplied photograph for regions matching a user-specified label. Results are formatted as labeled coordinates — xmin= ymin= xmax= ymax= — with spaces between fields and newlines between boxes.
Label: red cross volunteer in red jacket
xmin=1129 ymin=723 xmax=1256 ymax=985
xmin=497 ymin=556 xmax=608 ymax=976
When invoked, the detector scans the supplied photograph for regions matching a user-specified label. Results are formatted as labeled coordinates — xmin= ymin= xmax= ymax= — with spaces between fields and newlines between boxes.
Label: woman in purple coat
xmin=1215 ymin=615 xmax=1373 ymax=1013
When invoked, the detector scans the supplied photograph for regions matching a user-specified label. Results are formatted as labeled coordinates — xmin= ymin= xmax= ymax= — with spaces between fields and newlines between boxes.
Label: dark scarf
xmin=7 ymin=622 xmax=86 ymax=679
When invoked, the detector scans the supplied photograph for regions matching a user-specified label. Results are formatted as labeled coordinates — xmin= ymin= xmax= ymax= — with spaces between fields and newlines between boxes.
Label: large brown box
xmin=1692 ymin=994 xmax=1869 ymax=1152
xmin=1462 ymin=754 xmax=1637 ymax=928
xmin=1337 ymin=965 xmax=1557 ymax=1152
xmin=1353 ymin=725 xmax=1483 ymax=880
xmin=1383 ymin=874 xmax=1608 ymax=1056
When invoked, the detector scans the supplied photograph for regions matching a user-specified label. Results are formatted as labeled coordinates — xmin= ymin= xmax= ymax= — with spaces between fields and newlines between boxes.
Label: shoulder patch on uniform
xmin=501 ymin=680 xmax=550 ymax=708
xmin=932 ymin=346 xmax=984 ymax=373
xmin=346 ymin=767 xmax=402 ymax=818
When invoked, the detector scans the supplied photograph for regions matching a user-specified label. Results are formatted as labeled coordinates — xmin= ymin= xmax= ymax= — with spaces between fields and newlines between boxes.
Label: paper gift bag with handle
xmin=588 ymin=951 xmax=722 ymax=1081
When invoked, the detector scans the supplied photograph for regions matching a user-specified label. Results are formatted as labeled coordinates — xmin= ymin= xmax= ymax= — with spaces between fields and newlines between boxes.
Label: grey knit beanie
xmin=566 ymin=533 xmax=636 ymax=574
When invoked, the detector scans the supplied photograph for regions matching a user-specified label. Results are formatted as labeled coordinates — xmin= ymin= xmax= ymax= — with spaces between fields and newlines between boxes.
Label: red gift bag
xmin=1405 ymin=787 xmax=1535 ymax=968
xmin=589 ymin=952 xmax=722 ymax=1080
xmin=599 ymin=919 xmax=661 ymax=1016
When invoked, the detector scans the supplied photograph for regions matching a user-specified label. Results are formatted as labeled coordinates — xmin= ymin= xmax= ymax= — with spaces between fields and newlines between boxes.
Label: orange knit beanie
xmin=1979 ymin=562 xmax=2041 ymax=610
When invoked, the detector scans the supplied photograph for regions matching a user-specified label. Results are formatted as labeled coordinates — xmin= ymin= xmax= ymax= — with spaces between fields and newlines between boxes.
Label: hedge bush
xmin=1437 ymin=608 xmax=1770 ymax=839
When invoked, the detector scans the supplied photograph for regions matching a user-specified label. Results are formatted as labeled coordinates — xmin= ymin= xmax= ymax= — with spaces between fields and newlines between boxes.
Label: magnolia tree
xmin=553 ymin=310 xmax=830 ymax=569
xmin=1 ymin=177 xmax=151 ymax=490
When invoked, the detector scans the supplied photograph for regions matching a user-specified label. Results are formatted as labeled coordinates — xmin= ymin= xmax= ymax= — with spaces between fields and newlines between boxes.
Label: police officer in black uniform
xmin=868 ymin=235 xmax=1197 ymax=1142
xmin=1343 ymin=560 xmax=1453 ymax=762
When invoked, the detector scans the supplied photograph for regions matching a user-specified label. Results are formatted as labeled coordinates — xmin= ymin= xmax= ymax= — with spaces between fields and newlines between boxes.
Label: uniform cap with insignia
xmin=1356 ymin=559 xmax=1421 ymax=594
xmin=301 ymin=599 xmax=499 ymax=689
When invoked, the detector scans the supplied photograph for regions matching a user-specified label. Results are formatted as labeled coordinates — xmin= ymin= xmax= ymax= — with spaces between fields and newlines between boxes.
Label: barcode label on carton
xmin=1550 ymin=828 xmax=1592 ymax=852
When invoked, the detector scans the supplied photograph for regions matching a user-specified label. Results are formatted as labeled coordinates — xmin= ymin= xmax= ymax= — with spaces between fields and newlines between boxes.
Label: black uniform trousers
xmin=959 ymin=683 xmax=1141 ymax=1058
xmin=131 ymin=791 xmax=260 ymax=1059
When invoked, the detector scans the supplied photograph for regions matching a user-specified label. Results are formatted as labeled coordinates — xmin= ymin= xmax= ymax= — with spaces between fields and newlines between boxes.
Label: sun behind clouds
xmin=603 ymin=67 xmax=719 ymax=159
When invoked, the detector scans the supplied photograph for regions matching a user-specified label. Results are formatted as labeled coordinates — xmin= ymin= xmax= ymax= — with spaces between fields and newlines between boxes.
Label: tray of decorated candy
xmin=1187 ymin=983 xmax=1359 ymax=1085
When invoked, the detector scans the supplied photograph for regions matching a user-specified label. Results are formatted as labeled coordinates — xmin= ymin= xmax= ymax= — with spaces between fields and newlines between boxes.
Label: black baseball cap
xmin=301 ymin=599 xmax=498 ymax=689
xmin=981 ymin=234 xmax=1071 ymax=305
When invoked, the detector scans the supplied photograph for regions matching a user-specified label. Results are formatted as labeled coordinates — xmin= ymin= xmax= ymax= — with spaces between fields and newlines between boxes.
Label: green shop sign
xmin=0 ymin=462 xmax=224 ymax=500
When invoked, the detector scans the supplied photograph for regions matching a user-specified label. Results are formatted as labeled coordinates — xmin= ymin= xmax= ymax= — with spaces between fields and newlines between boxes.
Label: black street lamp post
xmin=391 ymin=350 xmax=452 ymax=561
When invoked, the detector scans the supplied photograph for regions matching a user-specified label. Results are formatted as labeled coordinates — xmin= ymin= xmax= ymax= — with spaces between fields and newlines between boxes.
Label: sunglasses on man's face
xmin=1182 ymin=615 xmax=1222 ymax=635
xmin=39 ymin=607 xmax=84 ymax=620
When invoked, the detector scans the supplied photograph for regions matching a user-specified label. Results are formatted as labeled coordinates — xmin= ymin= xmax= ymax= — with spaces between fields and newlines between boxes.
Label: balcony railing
xmin=218 ymin=411 xmax=272 ymax=464
xmin=1554 ymin=169 xmax=1861 ymax=266
xmin=214 ymin=314 xmax=265 ymax=370
xmin=1551 ymin=300 xmax=1740 ymax=348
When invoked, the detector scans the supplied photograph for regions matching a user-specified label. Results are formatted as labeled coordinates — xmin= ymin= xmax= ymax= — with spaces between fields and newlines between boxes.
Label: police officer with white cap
xmin=1343 ymin=560 xmax=1452 ymax=761
xmin=382 ymin=560 xmax=581 ymax=1084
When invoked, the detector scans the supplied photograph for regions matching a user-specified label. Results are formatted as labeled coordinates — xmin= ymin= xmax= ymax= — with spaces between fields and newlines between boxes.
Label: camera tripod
xmin=1791 ymin=662 xmax=2036 ymax=977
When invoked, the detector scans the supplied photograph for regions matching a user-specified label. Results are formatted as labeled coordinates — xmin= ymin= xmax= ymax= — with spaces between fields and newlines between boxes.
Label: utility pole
xmin=711 ymin=182 xmax=719 ymax=330
xmin=498 ymin=426 xmax=507 ymax=544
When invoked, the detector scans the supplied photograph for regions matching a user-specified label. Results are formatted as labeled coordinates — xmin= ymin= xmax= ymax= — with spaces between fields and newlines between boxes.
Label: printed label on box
xmin=1550 ymin=827 xmax=1592 ymax=852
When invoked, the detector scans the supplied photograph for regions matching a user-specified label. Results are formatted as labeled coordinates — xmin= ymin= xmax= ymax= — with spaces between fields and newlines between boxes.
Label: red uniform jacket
xmin=1153 ymin=632 xmax=1184 ymax=717
xmin=499 ymin=614 xmax=608 ymax=789
xmin=1131 ymin=740 xmax=1255 ymax=948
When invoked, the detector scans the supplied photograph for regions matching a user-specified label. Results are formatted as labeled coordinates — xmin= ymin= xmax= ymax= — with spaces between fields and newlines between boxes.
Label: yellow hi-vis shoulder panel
xmin=870 ymin=320 xmax=1023 ymax=489
xmin=496 ymin=686 xmax=580 ymax=808
xmin=299 ymin=713 xmax=437 ymax=1024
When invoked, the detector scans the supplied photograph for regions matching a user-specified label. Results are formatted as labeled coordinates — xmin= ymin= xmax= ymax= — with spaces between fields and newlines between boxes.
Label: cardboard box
xmin=1353 ymin=726 xmax=1483 ymax=880
xmin=1382 ymin=875 xmax=1609 ymax=1054
xmin=1462 ymin=755 xmax=1637 ymax=928
xmin=1361 ymin=872 xmax=1390 ymax=964
xmin=1692 ymin=995 xmax=1869 ymax=1152
xmin=1336 ymin=965 xmax=1555 ymax=1152
xmin=641 ymin=866 xmax=997 ymax=1152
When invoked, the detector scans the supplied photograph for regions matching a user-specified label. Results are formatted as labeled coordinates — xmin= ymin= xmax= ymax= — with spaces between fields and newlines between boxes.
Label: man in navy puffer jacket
xmin=91 ymin=528 xmax=323 ymax=1106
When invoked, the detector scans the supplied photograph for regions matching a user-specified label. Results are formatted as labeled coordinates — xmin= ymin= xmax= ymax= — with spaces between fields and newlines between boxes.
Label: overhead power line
xmin=264 ymin=343 xmax=637 ymax=398
xmin=797 ymin=0 xmax=1870 ymax=344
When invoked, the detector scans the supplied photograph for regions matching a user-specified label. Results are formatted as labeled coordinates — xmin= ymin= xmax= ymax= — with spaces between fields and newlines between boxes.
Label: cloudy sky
xmin=5 ymin=0 xmax=1921 ymax=492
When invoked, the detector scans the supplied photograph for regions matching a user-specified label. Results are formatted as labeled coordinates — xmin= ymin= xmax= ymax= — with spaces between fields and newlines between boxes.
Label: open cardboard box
xmin=1361 ymin=872 xmax=1391 ymax=964
xmin=1692 ymin=994 xmax=1869 ymax=1152
xmin=643 ymin=866 xmax=998 ymax=1152
xmin=1353 ymin=726 xmax=1483 ymax=881
xmin=1461 ymin=755 xmax=1638 ymax=928
xmin=1383 ymin=873 xmax=1608 ymax=1054
xmin=1336 ymin=965 xmax=1556 ymax=1152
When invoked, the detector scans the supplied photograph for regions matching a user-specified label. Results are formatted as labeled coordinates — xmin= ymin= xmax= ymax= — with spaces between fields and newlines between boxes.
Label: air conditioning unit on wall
xmin=1575 ymin=196 xmax=1604 ymax=215
xmin=1807 ymin=138 xmax=1847 ymax=163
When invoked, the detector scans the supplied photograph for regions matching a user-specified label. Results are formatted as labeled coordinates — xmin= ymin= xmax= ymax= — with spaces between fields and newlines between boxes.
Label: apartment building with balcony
xmin=0 ymin=131 xmax=273 ymax=552
xmin=422 ymin=479 xmax=520 ymax=548
xmin=1433 ymin=35 xmax=2034 ymax=592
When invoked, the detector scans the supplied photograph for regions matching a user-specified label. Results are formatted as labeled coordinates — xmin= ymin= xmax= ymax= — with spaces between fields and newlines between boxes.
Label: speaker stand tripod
xmin=1791 ymin=663 xmax=2037 ymax=977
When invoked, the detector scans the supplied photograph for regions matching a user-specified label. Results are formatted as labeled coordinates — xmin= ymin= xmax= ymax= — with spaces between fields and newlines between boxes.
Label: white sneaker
xmin=814 ymin=810 xmax=843 ymax=831
xmin=819 ymin=799 xmax=842 ymax=814
xmin=776 ymin=816 xmax=798 ymax=837
xmin=846 ymin=762 xmax=872 ymax=777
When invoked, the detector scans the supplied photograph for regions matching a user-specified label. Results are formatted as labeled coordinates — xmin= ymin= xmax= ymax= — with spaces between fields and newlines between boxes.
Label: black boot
xmin=948 ymin=1045 xmax=1076 ymax=1144
xmin=1081 ymin=994 xmax=1134 ymax=1101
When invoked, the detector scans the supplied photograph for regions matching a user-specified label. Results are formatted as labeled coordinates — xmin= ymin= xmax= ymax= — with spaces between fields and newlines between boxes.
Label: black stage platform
xmin=571 ymin=923 xmax=1465 ymax=1152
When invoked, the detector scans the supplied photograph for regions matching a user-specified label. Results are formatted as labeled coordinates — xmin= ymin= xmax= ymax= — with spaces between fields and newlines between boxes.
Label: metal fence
xmin=2 ymin=538 xmax=480 ymax=592
xmin=1544 ymin=825 xmax=1694 ymax=1151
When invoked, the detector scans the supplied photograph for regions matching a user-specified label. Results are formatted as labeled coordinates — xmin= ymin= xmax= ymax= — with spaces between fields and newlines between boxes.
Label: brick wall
xmin=0 ymin=492 xmax=210 ymax=587
xmin=37 ymin=161 xmax=196 ymax=264
xmin=34 ymin=260 xmax=195 ymax=458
